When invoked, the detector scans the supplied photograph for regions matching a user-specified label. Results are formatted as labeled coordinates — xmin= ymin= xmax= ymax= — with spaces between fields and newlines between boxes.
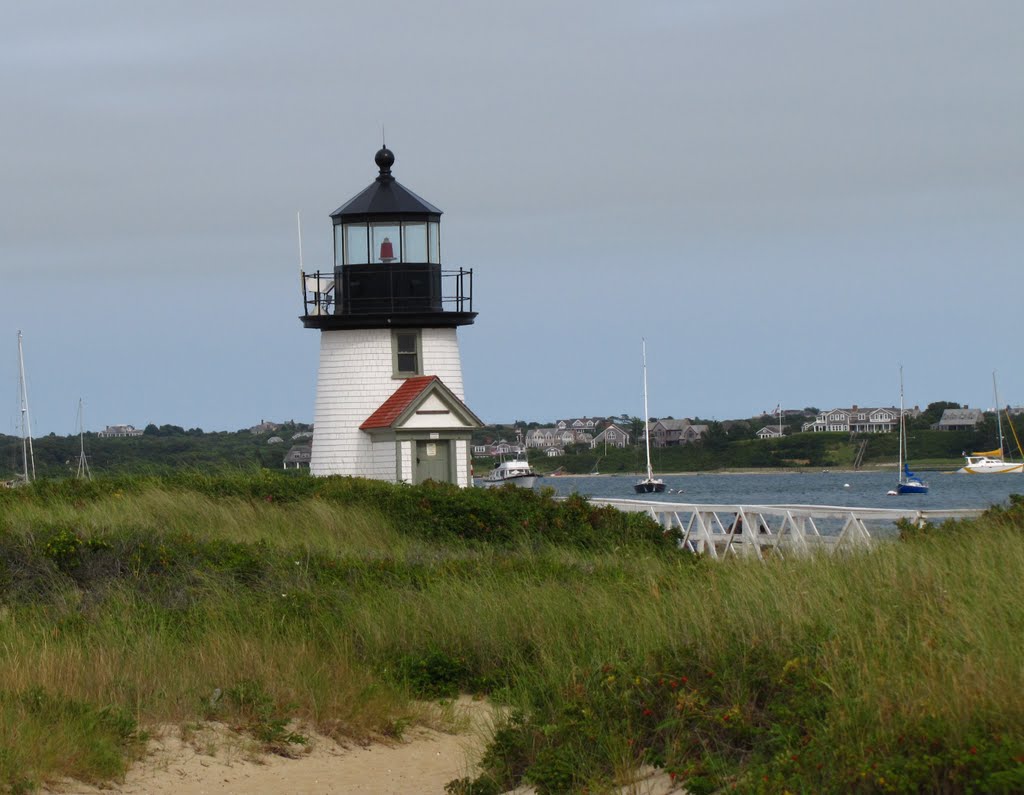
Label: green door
xmin=415 ymin=440 xmax=451 ymax=484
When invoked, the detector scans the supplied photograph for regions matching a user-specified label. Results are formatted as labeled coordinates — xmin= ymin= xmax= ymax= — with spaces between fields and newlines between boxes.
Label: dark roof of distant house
xmin=360 ymin=376 xmax=439 ymax=430
xmin=938 ymin=408 xmax=984 ymax=423
xmin=284 ymin=444 xmax=312 ymax=463
xmin=331 ymin=147 xmax=442 ymax=220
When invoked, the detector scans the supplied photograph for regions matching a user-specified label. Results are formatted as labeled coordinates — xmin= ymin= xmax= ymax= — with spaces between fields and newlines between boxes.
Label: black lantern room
xmin=300 ymin=147 xmax=475 ymax=330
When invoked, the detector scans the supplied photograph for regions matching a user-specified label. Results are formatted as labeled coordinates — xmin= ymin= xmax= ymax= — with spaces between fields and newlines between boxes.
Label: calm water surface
xmin=536 ymin=470 xmax=1023 ymax=511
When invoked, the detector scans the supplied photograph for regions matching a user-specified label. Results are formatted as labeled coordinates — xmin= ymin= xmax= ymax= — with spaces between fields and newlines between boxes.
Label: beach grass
xmin=0 ymin=473 xmax=1021 ymax=793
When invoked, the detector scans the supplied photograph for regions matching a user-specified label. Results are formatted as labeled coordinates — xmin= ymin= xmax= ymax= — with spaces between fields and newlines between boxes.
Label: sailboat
xmin=892 ymin=366 xmax=927 ymax=494
xmin=633 ymin=339 xmax=665 ymax=494
xmin=10 ymin=330 xmax=36 ymax=487
xmin=958 ymin=372 xmax=1024 ymax=474
xmin=75 ymin=398 xmax=91 ymax=480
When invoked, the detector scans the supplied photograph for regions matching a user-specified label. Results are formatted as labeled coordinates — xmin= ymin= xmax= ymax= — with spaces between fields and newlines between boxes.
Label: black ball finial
xmin=375 ymin=146 xmax=395 ymax=178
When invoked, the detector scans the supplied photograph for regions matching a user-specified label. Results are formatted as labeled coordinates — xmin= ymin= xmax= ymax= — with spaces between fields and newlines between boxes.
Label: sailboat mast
xmin=642 ymin=339 xmax=654 ymax=480
xmin=76 ymin=398 xmax=91 ymax=480
xmin=993 ymin=370 xmax=1005 ymax=455
xmin=17 ymin=331 xmax=35 ymax=482
xmin=898 ymin=366 xmax=905 ymax=478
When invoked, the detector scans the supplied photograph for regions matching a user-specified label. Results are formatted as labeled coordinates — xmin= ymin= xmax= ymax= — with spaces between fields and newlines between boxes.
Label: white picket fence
xmin=589 ymin=499 xmax=985 ymax=560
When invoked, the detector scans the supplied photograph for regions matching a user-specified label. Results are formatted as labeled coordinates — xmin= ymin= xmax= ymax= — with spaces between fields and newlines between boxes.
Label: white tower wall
xmin=310 ymin=327 xmax=466 ymax=479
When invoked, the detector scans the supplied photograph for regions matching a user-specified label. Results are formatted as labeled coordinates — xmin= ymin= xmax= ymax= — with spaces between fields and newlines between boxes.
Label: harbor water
xmin=536 ymin=470 xmax=1023 ymax=512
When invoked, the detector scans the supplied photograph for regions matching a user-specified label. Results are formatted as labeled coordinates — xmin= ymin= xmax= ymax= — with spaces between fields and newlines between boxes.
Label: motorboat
xmin=480 ymin=455 xmax=539 ymax=488
xmin=958 ymin=452 xmax=1023 ymax=474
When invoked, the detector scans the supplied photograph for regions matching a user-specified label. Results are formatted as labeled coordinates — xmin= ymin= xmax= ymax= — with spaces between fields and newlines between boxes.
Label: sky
xmin=2 ymin=0 xmax=1022 ymax=436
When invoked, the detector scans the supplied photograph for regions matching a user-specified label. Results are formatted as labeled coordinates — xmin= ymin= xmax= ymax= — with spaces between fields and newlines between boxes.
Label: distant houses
xmin=642 ymin=419 xmax=708 ymax=447
xmin=470 ymin=418 xmax=631 ymax=459
xmin=801 ymin=406 xmax=903 ymax=434
xmin=97 ymin=424 xmax=143 ymax=438
xmin=250 ymin=419 xmax=283 ymax=434
xmin=472 ymin=440 xmax=526 ymax=458
xmin=525 ymin=427 xmax=585 ymax=450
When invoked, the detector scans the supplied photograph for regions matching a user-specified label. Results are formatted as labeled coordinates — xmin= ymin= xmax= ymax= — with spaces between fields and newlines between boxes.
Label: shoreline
xmin=541 ymin=464 xmax=965 ymax=478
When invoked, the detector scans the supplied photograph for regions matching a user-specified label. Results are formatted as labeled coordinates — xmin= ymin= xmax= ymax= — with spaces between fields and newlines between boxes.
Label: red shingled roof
xmin=360 ymin=376 xmax=439 ymax=430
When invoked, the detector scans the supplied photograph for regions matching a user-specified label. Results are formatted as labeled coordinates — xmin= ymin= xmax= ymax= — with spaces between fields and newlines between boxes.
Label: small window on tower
xmin=393 ymin=331 xmax=421 ymax=377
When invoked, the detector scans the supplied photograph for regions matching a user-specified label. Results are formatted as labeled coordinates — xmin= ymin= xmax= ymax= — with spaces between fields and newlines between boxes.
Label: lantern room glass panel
xmin=402 ymin=223 xmax=428 ymax=263
xmin=343 ymin=224 xmax=369 ymax=265
xmin=428 ymin=222 xmax=440 ymax=264
xmin=371 ymin=224 xmax=401 ymax=264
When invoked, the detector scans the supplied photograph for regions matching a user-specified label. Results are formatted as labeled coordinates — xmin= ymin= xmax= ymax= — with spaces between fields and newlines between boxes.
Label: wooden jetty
xmin=588 ymin=499 xmax=985 ymax=560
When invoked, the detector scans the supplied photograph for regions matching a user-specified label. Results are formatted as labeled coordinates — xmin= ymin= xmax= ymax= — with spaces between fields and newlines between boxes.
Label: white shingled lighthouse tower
xmin=299 ymin=146 xmax=481 ymax=486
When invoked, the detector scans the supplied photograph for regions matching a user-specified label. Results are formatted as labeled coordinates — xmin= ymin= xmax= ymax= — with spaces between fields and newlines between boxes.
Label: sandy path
xmin=45 ymin=697 xmax=684 ymax=795
xmin=48 ymin=698 xmax=490 ymax=795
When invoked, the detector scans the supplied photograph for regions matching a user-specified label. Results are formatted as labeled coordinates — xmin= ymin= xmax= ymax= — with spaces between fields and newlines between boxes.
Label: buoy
xmin=843 ymin=483 xmax=850 ymax=488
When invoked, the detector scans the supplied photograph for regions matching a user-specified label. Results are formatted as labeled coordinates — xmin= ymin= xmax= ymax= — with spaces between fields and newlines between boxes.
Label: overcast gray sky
xmin=3 ymin=0 xmax=1022 ymax=435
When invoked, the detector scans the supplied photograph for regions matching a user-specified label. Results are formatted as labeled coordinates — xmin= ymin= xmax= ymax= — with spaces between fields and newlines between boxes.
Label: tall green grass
xmin=0 ymin=474 xmax=1021 ymax=793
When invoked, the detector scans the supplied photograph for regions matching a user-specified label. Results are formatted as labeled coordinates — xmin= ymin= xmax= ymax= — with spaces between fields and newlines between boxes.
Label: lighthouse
xmin=300 ymin=146 xmax=481 ymax=486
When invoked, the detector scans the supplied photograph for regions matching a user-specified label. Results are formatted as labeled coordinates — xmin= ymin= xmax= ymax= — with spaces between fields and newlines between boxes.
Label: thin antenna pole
xmin=17 ymin=330 xmax=35 ymax=482
xmin=297 ymin=211 xmax=307 ymax=307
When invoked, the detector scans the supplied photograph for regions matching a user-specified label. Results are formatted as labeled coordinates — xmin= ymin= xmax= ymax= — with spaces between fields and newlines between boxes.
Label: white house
xmin=98 ymin=424 xmax=143 ymax=438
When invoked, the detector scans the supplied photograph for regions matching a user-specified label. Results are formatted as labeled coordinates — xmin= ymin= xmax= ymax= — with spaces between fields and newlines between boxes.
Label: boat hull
xmin=958 ymin=463 xmax=1023 ymax=474
xmin=896 ymin=481 xmax=928 ymax=494
xmin=633 ymin=479 xmax=666 ymax=494
xmin=958 ymin=456 xmax=1023 ymax=474
xmin=481 ymin=474 xmax=538 ymax=489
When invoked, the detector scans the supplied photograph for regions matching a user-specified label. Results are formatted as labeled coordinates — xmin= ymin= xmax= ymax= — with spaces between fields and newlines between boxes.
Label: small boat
xmin=894 ymin=366 xmax=927 ymax=494
xmin=480 ymin=455 xmax=539 ymax=488
xmin=634 ymin=339 xmax=665 ymax=494
xmin=957 ymin=372 xmax=1024 ymax=474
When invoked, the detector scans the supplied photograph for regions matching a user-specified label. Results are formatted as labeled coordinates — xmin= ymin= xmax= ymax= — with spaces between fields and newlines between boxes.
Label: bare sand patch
xmin=43 ymin=697 xmax=685 ymax=795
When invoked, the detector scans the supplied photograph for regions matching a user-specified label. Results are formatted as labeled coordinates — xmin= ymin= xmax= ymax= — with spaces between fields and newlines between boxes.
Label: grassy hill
xmin=0 ymin=473 xmax=1020 ymax=793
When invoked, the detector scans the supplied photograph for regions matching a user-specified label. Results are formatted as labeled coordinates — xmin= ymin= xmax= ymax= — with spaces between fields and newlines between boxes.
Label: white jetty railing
xmin=589 ymin=499 xmax=985 ymax=560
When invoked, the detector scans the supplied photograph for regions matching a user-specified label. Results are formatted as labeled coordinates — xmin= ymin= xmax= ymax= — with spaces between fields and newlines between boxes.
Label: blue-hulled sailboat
xmin=895 ymin=366 xmax=928 ymax=495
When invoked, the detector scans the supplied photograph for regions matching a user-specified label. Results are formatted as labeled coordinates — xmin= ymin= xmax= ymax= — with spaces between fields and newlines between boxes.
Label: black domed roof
xmin=330 ymin=147 xmax=442 ymax=221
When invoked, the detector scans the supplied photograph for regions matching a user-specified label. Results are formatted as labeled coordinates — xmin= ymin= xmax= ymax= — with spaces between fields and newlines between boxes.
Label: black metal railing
xmin=301 ymin=267 xmax=473 ymax=317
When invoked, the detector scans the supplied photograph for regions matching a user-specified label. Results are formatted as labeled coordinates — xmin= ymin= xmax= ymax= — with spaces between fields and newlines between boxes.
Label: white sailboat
xmin=958 ymin=371 xmax=1023 ymax=474
xmin=634 ymin=339 xmax=665 ymax=494
xmin=891 ymin=366 xmax=927 ymax=494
